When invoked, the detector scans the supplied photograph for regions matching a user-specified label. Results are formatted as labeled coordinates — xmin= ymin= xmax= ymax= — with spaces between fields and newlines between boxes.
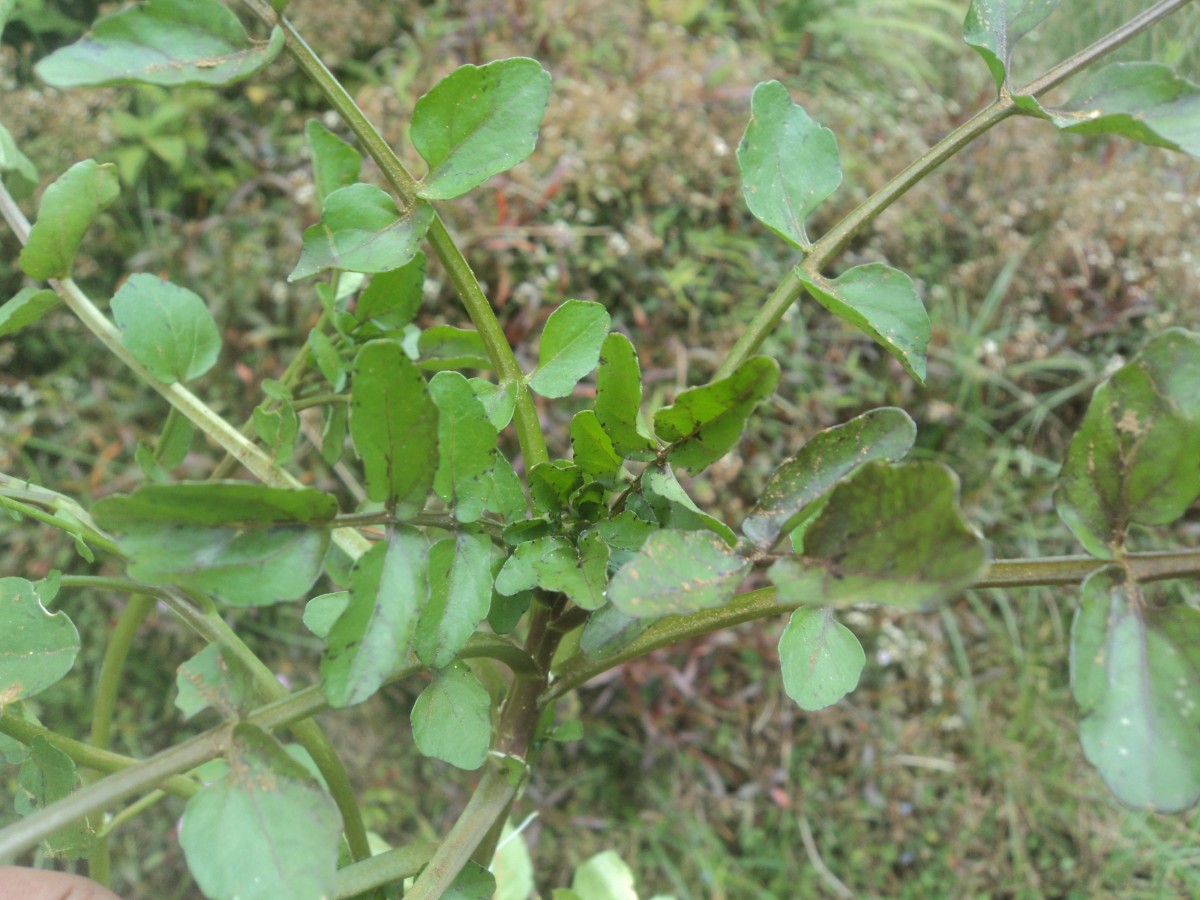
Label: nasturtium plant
xmin=2 ymin=1 xmax=1200 ymax=897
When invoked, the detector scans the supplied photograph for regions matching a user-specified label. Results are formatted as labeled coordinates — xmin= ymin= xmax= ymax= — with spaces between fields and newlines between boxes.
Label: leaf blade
xmin=19 ymin=159 xmax=119 ymax=280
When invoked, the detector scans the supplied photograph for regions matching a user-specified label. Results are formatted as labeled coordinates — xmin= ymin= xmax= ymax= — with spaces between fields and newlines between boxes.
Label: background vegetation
xmin=2 ymin=0 xmax=1199 ymax=896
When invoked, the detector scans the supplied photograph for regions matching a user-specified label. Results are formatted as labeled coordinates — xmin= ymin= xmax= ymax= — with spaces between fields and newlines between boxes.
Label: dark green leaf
xmin=743 ymin=407 xmax=917 ymax=549
xmin=289 ymin=184 xmax=433 ymax=281
xmin=798 ymin=264 xmax=930 ymax=383
xmin=308 ymin=328 xmax=345 ymax=390
xmin=35 ymin=0 xmax=284 ymax=88
xmin=1055 ymin=329 xmax=1200 ymax=559
xmin=499 ymin=534 xmax=610 ymax=610
xmin=321 ymin=528 xmax=429 ymax=707
xmin=1071 ymin=568 xmax=1200 ymax=812
xmin=528 ymin=462 xmax=584 ymax=516
xmin=608 ymin=529 xmax=749 ymax=618
xmin=154 ymin=408 xmax=194 ymax=469
xmin=495 ymin=536 xmax=565 ymax=596
xmin=410 ymin=660 xmax=491 ymax=770
xmin=1040 ymin=62 xmax=1200 ymax=158
xmin=778 ymin=607 xmax=865 ymax=711
xmin=0 ymin=120 xmax=37 ymax=182
xmin=0 ymin=287 xmax=60 ymax=337
xmin=0 ymin=577 xmax=79 ymax=706
xmin=321 ymin=402 xmax=349 ymax=467
xmin=768 ymin=461 xmax=988 ymax=609
xmin=93 ymin=482 xmax=337 ymax=526
xmin=570 ymin=410 xmax=623 ymax=483
xmin=962 ymin=0 xmax=1059 ymax=88
xmin=19 ymin=159 xmax=119 ymax=280
xmin=653 ymin=356 xmax=779 ymax=473
xmin=303 ymin=592 xmax=349 ymax=641
xmin=179 ymin=723 xmax=341 ymax=900
xmin=589 ymin=512 xmax=657 ymax=553
xmin=174 ymin=644 xmax=249 ymax=720
xmin=578 ymin=604 xmax=653 ymax=660
xmin=16 ymin=737 xmax=90 ymax=859
xmin=304 ymin=119 xmax=361 ymax=207
xmin=110 ymin=274 xmax=221 ymax=384
xmin=737 ymin=80 xmax=842 ymax=250
xmin=594 ymin=333 xmax=656 ymax=460
xmin=415 ymin=532 xmax=494 ymax=668
xmin=488 ymin=588 xmax=531 ymax=635
xmin=351 ymin=340 xmax=439 ymax=515
xmin=527 ymin=300 xmax=611 ymax=399
xmin=418 ymin=324 xmax=491 ymax=371
xmin=429 ymin=371 xmax=498 ymax=522
xmin=355 ymin=255 xmax=426 ymax=331
xmin=642 ymin=464 xmax=736 ymax=546
xmin=411 ymin=58 xmax=552 ymax=201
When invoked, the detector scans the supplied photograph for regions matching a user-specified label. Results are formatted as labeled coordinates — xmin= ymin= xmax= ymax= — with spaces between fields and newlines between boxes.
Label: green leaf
xmin=470 ymin=378 xmax=518 ymax=430
xmin=429 ymin=371 xmax=498 ymax=522
xmin=445 ymin=861 xmax=497 ymax=899
xmin=0 ymin=578 xmax=79 ymax=707
xmin=653 ymin=356 xmax=779 ymax=473
xmin=1071 ymin=568 xmax=1200 ymax=812
xmin=16 ymin=737 xmax=91 ymax=859
xmin=179 ymin=723 xmax=341 ymax=900
xmin=500 ymin=533 xmax=610 ymax=610
xmin=322 ymin=402 xmax=349 ymax=467
xmin=19 ymin=159 xmax=119 ymax=280
xmin=798 ymin=264 xmax=930 ymax=383
xmin=109 ymin=274 xmax=221 ymax=384
xmin=418 ymin=324 xmax=492 ymax=371
xmin=0 ymin=287 xmax=60 ymax=337
xmin=92 ymin=483 xmax=335 ymax=607
xmin=1039 ymin=62 xmax=1200 ymax=158
xmin=1055 ymin=329 xmax=1200 ymax=559
xmin=175 ymin=644 xmax=250 ymax=720
xmin=642 ymin=464 xmax=737 ymax=546
xmin=570 ymin=410 xmax=624 ymax=483
xmin=778 ymin=607 xmax=865 ymax=711
xmin=571 ymin=850 xmax=638 ymax=900
xmin=492 ymin=820 xmax=535 ymax=900
xmin=737 ymin=80 xmax=842 ymax=250
xmin=0 ymin=120 xmax=37 ymax=182
xmin=289 ymin=184 xmax=434 ymax=281
xmin=304 ymin=119 xmax=361 ymax=207
xmin=608 ymin=530 xmax=749 ymax=618
xmin=351 ymin=340 xmax=440 ymax=515
xmin=355 ymin=255 xmax=426 ymax=331
xmin=527 ymin=300 xmax=611 ymax=398
xmin=595 ymin=332 xmax=657 ymax=460
xmin=768 ymin=461 xmax=988 ymax=609
xmin=410 ymin=660 xmax=491 ymax=770
xmin=303 ymin=592 xmax=349 ymax=641
xmin=321 ymin=528 xmax=429 ymax=708
xmin=743 ymin=407 xmax=917 ymax=549
xmin=486 ymin=450 xmax=528 ymax=522
xmin=962 ymin=0 xmax=1060 ymax=88
xmin=415 ymin=532 xmax=494 ymax=668
xmin=578 ymin=604 xmax=653 ymax=660
xmin=495 ymin=536 xmax=565 ymax=595
xmin=528 ymin=462 xmax=584 ymax=516
xmin=253 ymin=398 xmax=299 ymax=465
xmin=35 ymin=0 xmax=285 ymax=88
xmin=308 ymin=328 xmax=345 ymax=390
xmin=411 ymin=58 xmax=552 ymax=201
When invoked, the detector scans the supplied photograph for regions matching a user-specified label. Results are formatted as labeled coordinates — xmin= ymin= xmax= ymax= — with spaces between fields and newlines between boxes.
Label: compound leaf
xmin=608 ymin=529 xmax=749 ymax=618
xmin=527 ymin=300 xmax=611 ymax=399
xmin=410 ymin=660 xmax=491 ymax=770
xmin=19 ymin=159 xmax=119 ymax=280
xmin=0 ymin=578 xmax=79 ymax=706
xmin=798 ymin=264 xmax=930 ymax=383
xmin=778 ymin=607 xmax=865 ymax=711
xmin=412 ymin=58 xmax=552 ymax=200
xmin=111 ymin=274 xmax=221 ymax=384
xmin=737 ymin=80 xmax=842 ymax=250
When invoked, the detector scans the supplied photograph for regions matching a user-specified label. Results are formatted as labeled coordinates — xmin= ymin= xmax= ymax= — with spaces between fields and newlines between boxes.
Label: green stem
xmin=544 ymin=548 xmax=1200 ymax=703
xmin=0 ymin=494 xmax=119 ymax=557
xmin=239 ymin=0 xmax=549 ymax=469
xmin=331 ymin=841 xmax=439 ymax=898
xmin=94 ymin=790 xmax=168 ymax=840
xmin=715 ymin=0 xmax=1196 ymax=379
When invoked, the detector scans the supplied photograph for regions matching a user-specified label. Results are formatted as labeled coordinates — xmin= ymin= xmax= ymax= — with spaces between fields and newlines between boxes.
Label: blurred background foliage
xmin=2 ymin=0 xmax=1200 ymax=896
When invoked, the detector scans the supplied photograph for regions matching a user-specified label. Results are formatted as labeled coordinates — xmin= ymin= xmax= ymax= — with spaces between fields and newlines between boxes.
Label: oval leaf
xmin=570 ymin=410 xmax=623 ymax=483
xmin=351 ymin=340 xmax=440 ymax=515
xmin=0 ymin=121 xmax=38 ymax=183
xmin=963 ymin=0 xmax=1060 ymax=88
xmin=0 ymin=578 xmax=80 ymax=706
xmin=0 ymin=287 xmax=60 ymax=338
xmin=778 ymin=607 xmax=865 ymax=711
xmin=410 ymin=660 xmax=491 ymax=770
xmin=429 ymin=371 xmax=498 ymax=523
xmin=415 ymin=532 xmax=494 ymax=669
xmin=412 ymin=58 xmax=552 ymax=201
xmin=321 ymin=528 xmax=429 ymax=708
xmin=527 ymin=299 xmax=611 ymax=399
xmin=737 ymin=80 xmax=842 ymax=250
xmin=608 ymin=529 xmax=749 ymax=618
xmin=35 ymin=0 xmax=285 ymax=88
xmin=1055 ymin=329 xmax=1200 ymax=559
xmin=179 ymin=723 xmax=341 ymax=900
xmin=305 ymin=119 xmax=361 ymax=207
xmin=289 ymin=184 xmax=434 ymax=281
xmin=19 ymin=159 xmax=119 ymax=280
xmin=653 ymin=356 xmax=780 ymax=474
xmin=768 ymin=460 xmax=988 ymax=609
xmin=1071 ymin=568 xmax=1200 ymax=812
xmin=594 ymin=332 xmax=657 ymax=460
xmin=743 ymin=407 xmax=917 ymax=549
xmin=110 ymin=274 xmax=221 ymax=384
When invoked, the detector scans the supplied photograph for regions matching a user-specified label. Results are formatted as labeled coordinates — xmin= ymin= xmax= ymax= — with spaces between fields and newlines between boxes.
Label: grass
xmin=3 ymin=0 xmax=1200 ymax=896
